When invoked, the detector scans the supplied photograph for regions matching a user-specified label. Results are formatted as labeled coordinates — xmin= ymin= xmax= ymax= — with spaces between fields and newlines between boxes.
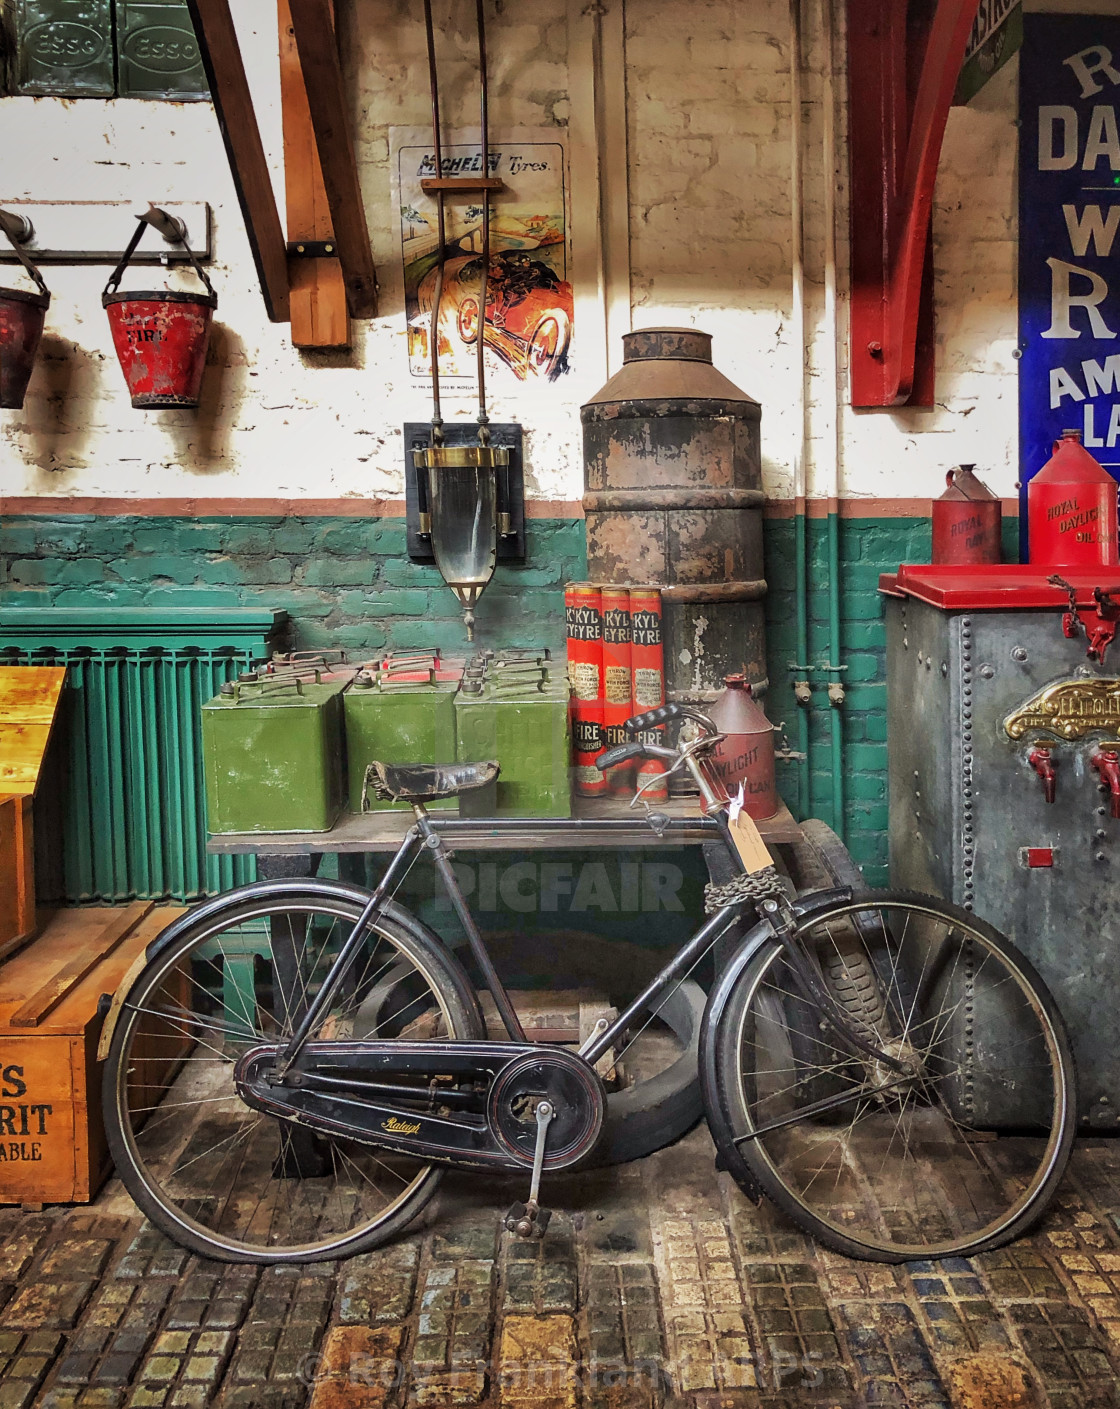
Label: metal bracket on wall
xmin=847 ymin=0 xmax=981 ymax=407
xmin=287 ymin=241 xmax=338 ymax=259
xmin=403 ymin=422 xmax=526 ymax=564
xmin=0 ymin=202 xmax=211 ymax=263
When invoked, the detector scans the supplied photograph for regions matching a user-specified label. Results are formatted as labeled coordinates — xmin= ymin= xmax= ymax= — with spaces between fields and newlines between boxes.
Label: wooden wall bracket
xmin=288 ymin=0 xmax=379 ymax=320
xmin=421 ymin=178 xmax=506 ymax=194
xmin=185 ymin=0 xmax=290 ymax=323
xmin=279 ymin=0 xmax=350 ymax=347
xmin=847 ymin=0 xmax=982 ymax=407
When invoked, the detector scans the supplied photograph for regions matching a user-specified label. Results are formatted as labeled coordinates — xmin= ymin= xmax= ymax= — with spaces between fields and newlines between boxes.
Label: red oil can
xmin=1028 ymin=429 xmax=1118 ymax=566
xmin=708 ymin=674 xmax=776 ymax=819
xmin=600 ymin=586 xmax=633 ymax=797
xmin=629 ymin=586 xmax=668 ymax=802
xmin=931 ymin=466 xmax=1001 ymax=565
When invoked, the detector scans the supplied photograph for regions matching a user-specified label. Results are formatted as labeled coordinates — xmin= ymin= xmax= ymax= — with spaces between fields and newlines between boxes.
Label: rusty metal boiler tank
xmin=581 ymin=328 xmax=766 ymax=702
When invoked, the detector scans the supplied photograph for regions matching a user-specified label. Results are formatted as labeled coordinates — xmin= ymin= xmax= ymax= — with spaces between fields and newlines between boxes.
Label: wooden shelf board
xmin=207 ymin=794 xmax=802 ymax=855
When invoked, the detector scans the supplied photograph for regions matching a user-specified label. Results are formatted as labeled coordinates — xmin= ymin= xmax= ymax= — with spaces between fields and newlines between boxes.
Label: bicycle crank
xmin=505 ymin=1099 xmax=554 ymax=1240
xmin=234 ymin=1041 xmax=606 ymax=1174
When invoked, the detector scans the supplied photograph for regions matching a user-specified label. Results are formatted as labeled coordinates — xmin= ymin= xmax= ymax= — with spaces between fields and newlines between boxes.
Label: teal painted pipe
xmin=827 ymin=507 xmax=845 ymax=841
xmin=794 ymin=504 xmax=811 ymax=818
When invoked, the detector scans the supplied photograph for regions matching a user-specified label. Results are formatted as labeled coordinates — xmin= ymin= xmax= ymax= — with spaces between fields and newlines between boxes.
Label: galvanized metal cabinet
xmin=885 ymin=570 xmax=1120 ymax=1127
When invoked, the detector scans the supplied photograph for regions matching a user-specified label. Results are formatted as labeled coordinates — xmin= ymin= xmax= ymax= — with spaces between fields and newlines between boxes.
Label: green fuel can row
xmin=344 ymin=667 xmax=458 ymax=812
xmin=455 ymin=666 xmax=571 ymax=818
xmin=202 ymin=676 xmax=347 ymax=833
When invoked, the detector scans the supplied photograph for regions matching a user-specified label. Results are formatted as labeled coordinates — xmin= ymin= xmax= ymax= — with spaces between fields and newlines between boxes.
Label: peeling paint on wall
xmin=0 ymin=0 xmax=1026 ymax=505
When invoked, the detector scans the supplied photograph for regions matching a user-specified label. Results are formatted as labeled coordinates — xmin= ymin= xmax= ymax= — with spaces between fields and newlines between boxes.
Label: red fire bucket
xmin=0 ymin=286 xmax=50 ymax=410
xmin=102 ymin=212 xmax=217 ymax=409
xmin=0 ymin=217 xmax=51 ymax=410
xmin=103 ymin=291 xmax=215 ymax=408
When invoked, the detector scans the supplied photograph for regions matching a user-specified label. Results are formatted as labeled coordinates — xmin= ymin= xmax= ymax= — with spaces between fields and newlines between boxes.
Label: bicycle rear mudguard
xmin=699 ymin=886 xmax=853 ymax=1203
xmin=96 ymin=878 xmax=485 ymax=1062
xmin=235 ymin=1038 xmax=606 ymax=1174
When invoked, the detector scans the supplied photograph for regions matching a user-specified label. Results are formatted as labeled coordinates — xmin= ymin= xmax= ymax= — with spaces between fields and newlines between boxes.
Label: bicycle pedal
xmin=503 ymin=1201 xmax=552 ymax=1240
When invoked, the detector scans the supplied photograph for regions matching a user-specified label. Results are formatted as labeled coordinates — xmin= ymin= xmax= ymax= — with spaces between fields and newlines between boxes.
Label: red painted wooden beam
xmin=848 ymin=0 xmax=981 ymax=407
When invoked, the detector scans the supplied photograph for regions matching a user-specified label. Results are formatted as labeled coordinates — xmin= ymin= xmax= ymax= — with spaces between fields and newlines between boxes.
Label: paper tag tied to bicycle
xmin=727 ymin=784 xmax=774 ymax=874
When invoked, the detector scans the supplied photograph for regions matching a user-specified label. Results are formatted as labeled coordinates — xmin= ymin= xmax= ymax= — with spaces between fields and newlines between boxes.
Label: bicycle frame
xmin=271 ymin=721 xmax=901 ymax=1088
xmin=273 ymin=802 xmax=750 ymax=1078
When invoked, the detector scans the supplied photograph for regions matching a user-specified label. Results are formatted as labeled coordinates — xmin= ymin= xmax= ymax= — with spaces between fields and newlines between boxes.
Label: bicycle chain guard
xmin=234 ymin=1039 xmax=605 ymax=1173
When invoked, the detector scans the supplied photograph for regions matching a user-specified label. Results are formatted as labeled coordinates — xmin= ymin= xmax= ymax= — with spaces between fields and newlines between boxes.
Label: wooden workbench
xmin=205 ymin=793 xmax=802 ymax=857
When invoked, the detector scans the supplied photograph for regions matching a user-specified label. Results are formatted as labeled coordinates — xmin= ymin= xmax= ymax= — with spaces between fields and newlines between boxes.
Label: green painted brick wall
xmin=763 ymin=513 xmax=1019 ymax=885
xmin=763 ymin=516 xmax=931 ymax=886
xmin=0 ymin=516 xmax=588 ymax=655
xmin=1 ymin=509 xmax=1011 ymax=892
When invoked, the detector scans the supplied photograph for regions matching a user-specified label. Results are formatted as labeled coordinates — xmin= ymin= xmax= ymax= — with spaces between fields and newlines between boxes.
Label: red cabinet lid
xmin=879 ymin=563 xmax=1120 ymax=609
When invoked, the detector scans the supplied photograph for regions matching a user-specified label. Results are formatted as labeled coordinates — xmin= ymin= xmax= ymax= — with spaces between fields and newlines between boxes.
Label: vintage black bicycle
xmin=101 ymin=703 xmax=1077 ymax=1265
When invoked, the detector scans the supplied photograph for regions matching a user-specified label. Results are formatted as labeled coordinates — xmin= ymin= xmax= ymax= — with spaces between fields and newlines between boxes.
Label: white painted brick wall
xmin=0 ymin=0 xmax=1029 ymax=505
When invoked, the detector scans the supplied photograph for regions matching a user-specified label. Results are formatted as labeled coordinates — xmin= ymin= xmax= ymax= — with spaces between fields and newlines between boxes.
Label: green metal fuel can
xmin=202 ymin=674 xmax=347 ymax=833
xmin=344 ymin=665 xmax=459 ymax=812
xmin=455 ymin=664 xmax=571 ymax=817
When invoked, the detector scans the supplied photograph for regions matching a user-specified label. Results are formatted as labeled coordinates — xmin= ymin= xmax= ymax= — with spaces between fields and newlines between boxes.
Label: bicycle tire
xmin=796 ymin=819 xmax=864 ymax=890
xmin=785 ymin=823 xmax=891 ymax=1096
xmin=591 ymin=979 xmax=705 ymax=1166
xmin=103 ymin=880 xmax=483 ymax=1264
xmin=707 ymin=889 xmax=1077 ymax=1262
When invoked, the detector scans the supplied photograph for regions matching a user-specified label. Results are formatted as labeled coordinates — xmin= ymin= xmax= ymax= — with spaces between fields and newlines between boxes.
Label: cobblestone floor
xmin=3 ymin=1128 xmax=1120 ymax=1408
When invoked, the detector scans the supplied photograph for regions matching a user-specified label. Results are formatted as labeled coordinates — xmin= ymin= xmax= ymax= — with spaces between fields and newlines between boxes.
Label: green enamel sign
xmin=954 ymin=0 xmax=1022 ymax=106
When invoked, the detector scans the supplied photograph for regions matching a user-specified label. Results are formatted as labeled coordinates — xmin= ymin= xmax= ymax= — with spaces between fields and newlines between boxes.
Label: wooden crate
xmin=0 ymin=665 xmax=66 ymax=958
xmin=0 ymin=795 xmax=34 ymax=959
xmin=0 ymin=902 xmax=186 ymax=1205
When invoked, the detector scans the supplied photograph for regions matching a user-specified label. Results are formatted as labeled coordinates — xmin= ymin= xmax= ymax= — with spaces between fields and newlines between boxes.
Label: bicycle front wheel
xmin=712 ymin=891 xmax=1077 ymax=1261
xmin=103 ymin=882 xmax=482 ymax=1263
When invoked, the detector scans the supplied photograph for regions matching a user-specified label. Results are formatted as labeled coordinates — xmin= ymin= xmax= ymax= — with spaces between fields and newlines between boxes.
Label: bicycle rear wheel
xmin=711 ymin=891 xmax=1077 ymax=1261
xmin=103 ymin=881 xmax=482 ymax=1263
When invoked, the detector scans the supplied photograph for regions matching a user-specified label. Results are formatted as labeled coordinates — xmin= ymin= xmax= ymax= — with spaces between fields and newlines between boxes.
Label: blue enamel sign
xmin=1019 ymin=13 xmax=1120 ymax=558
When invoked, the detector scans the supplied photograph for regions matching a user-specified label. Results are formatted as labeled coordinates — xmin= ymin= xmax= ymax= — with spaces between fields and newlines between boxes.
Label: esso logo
xmin=125 ymin=25 xmax=201 ymax=73
xmin=26 ymin=22 xmax=105 ymax=67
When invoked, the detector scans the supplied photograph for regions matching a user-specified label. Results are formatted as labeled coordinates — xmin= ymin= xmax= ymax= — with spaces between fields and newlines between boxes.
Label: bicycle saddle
xmin=362 ymin=759 xmax=500 ymax=805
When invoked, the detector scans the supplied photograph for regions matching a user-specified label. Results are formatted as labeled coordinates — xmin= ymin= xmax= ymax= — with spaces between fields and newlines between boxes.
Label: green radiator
xmin=0 ymin=609 xmax=281 ymax=903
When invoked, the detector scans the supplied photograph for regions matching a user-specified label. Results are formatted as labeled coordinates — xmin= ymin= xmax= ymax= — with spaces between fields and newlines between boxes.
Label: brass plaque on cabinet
xmin=1005 ymin=677 xmax=1120 ymax=741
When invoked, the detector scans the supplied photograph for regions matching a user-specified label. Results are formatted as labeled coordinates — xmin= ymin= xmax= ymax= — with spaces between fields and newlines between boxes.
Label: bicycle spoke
xmin=725 ymin=898 xmax=1072 ymax=1259
xmin=109 ymin=897 xmax=463 ymax=1260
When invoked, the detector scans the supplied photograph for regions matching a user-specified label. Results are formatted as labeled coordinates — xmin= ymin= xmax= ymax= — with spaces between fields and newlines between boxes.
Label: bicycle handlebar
xmin=596 ymin=741 xmax=680 ymax=773
xmin=624 ymin=701 xmax=719 ymax=737
xmin=597 ymin=701 xmax=722 ymax=775
xmin=596 ymin=742 xmax=646 ymax=772
xmin=625 ymin=702 xmax=680 ymax=733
